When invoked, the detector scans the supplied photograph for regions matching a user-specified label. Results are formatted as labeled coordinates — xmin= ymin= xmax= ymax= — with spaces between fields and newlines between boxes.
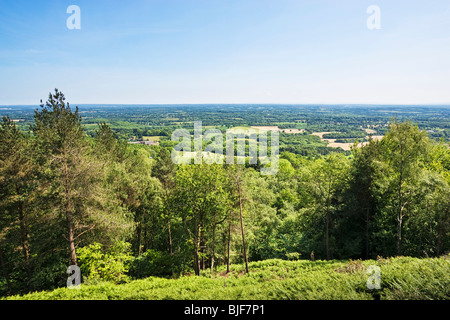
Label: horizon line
xmin=2 ymin=102 xmax=450 ymax=107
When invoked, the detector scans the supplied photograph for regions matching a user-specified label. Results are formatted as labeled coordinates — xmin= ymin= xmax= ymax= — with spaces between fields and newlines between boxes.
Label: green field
xmin=5 ymin=257 xmax=449 ymax=300
xmin=142 ymin=136 xmax=161 ymax=142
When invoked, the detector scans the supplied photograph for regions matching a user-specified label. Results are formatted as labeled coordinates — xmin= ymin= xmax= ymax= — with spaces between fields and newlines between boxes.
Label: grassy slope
xmin=5 ymin=257 xmax=449 ymax=300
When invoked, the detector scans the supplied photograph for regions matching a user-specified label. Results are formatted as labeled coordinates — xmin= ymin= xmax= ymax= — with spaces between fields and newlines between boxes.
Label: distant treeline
xmin=322 ymin=131 xmax=368 ymax=139
xmin=3 ymin=104 xmax=449 ymax=143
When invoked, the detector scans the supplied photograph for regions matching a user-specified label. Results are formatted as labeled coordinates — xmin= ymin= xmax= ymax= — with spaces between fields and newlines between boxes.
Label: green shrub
xmin=129 ymin=250 xmax=182 ymax=278
xmin=6 ymin=257 xmax=450 ymax=300
xmin=378 ymin=257 xmax=450 ymax=300
xmin=285 ymin=252 xmax=301 ymax=261
xmin=77 ymin=241 xmax=133 ymax=284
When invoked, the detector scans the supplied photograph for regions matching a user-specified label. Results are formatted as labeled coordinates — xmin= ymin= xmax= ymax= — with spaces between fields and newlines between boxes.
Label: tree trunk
xmin=168 ymin=217 xmax=173 ymax=256
xmin=397 ymin=182 xmax=404 ymax=257
xmin=18 ymin=196 xmax=31 ymax=290
xmin=66 ymin=211 xmax=77 ymax=266
xmin=237 ymin=179 xmax=249 ymax=274
xmin=201 ymin=242 xmax=206 ymax=272
xmin=325 ymin=212 xmax=330 ymax=260
xmin=193 ymin=247 xmax=199 ymax=276
xmin=210 ymin=214 xmax=217 ymax=274
xmin=193 ymin=221 xmax=201 ymax=276
xmin=165 ymin=191 xmax=173 ymax=256
xmin=397 ymin=153 xmax=404 ymax=257
xmin=136 ymin=222 xmax=142 ymax=256
xmin=227 ymin=216 xmax=232 ymax=274
xmin=63 ymin=146 xmax=77 ymax=266
xmin=397 ymin=214 xmax=403 ymax=256
xmin=325 ymin=176 xmax=332 ymax=261
xmin=365 ymin=207 xmax=370 ymax=259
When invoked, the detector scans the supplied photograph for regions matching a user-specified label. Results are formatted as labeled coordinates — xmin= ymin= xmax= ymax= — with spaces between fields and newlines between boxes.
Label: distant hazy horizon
xmin=2 ymin=103 xmax=450 ymax=109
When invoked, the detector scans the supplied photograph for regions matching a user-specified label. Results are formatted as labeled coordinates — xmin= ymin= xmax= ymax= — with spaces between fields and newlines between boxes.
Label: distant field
xmin=228 ymin=126 xmax=259 ymax=133
xmin=143 ymin=136 xmax=161 ymax=142
xmin=6 ymin=256 xmax=449 ymax=300
xmin=364 ymin=128 xmax=377 ymax=134
xmin=312 ymin=132 xmax=385 ymax=151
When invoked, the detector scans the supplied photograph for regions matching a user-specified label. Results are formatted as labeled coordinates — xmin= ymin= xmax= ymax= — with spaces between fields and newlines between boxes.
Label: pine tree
xmin=33 ymin=89 xmax=134 ymax=266
xmin=0 ymin=116 xmax=34 ymax=290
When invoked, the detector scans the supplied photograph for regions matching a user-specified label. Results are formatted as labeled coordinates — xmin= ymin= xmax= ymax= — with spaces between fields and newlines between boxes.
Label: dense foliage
xmin=0 ymin=90 xmax=449 ymax=297
xmin=5 ymin=256 xmax=449 ymax=300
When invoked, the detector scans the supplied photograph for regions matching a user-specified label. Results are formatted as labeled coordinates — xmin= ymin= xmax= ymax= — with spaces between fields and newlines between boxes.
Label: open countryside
xmin=1 ymin=100 xmax=449 ymax=300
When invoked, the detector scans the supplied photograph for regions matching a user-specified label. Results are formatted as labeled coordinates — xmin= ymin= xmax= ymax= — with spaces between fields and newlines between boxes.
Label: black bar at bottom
xmin=0 ymin=300 xmax=446 ymax=318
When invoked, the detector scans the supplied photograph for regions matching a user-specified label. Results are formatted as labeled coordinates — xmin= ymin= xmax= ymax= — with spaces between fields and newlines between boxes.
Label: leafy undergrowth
xmin=5 ymin=256 xmax=449 ymax=300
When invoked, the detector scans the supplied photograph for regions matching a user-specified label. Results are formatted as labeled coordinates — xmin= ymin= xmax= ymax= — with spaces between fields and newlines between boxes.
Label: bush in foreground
xmin=4 ymin=256 xmax=449 ymax=300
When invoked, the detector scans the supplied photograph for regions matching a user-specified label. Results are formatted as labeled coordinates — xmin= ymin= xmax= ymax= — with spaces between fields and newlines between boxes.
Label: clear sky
xmin=1 ymin=0 xmax=450 ymax=105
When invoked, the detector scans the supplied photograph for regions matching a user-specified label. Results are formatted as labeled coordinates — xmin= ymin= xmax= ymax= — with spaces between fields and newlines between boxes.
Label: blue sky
xmin=1 ymin=0 xmax=450 ymax=105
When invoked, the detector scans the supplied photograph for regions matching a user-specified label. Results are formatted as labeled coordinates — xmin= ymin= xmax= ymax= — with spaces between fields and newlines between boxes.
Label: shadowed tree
xmin=152 ymin=147 xmax=176 ymax=255
xmin=381 ymin=121 xmax=429 ymax=256
xmin=346 ymin=138 xmax=382 ymax=259
xmin=299 ymin=153 xmax=350 ymax=260
xmin=0 ymin=116 xmax=35 ymax=291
